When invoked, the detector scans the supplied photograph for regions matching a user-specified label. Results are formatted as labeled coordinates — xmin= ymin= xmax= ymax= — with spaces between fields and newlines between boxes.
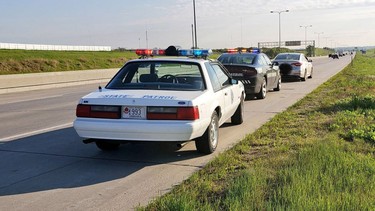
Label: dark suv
xmin=218 ymin=49 xmax=281 ymax=99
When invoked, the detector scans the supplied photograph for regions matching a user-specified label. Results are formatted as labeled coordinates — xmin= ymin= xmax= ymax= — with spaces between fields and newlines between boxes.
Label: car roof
xmin=277 ymin=53 xmax=302 ymax=55
xmin=219 ymin=52 xmax=260 ymax=56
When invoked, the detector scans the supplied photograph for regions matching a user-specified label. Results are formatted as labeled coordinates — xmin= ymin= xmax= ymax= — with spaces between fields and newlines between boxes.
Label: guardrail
xmin=0 ymin=68 xmax=119 ymax=94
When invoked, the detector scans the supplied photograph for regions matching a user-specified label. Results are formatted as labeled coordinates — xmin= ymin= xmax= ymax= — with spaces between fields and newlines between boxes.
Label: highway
xmin=0 ymin=55 xmax=353 ymax=210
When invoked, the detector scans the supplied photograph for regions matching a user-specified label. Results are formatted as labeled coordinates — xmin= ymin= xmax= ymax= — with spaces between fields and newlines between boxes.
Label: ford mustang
xmin=73 ymin=48 xmax=245 ymax=154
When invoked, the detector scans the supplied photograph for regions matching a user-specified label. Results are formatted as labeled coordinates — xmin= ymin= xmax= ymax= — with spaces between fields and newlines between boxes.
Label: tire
xmin=301 ymin=70 xmax=307 ymax=81
xmin=308 ymin=68 xmax=313 ymax=79
xmin=231 ymin=94 xmax=244 ymax=125
xmin=256 ymin=78 xmax=267 ymax=99
xmin=95 ymin=141 xmax=120 ymax=151
xmin=195 ymin=111 xmax=219 ymax=154
xmin=273 ymin=78 xmax=281 ymax=91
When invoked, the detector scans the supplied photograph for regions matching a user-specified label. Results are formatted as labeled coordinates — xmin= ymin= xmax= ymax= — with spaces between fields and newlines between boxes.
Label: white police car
xmin=73 ymin=46 xmax=245 ymax=154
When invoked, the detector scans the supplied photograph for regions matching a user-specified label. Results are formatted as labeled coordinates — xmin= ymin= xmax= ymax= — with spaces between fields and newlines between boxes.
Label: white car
xmin=273 ymin=53 xmax=313 ymax=81
xmin=73 ymin=49 xmax=245 ymax=154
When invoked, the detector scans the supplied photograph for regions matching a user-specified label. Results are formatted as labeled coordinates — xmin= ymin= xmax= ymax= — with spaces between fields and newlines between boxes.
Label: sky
xmin=0 ymin=0 xmax=374 ymax=49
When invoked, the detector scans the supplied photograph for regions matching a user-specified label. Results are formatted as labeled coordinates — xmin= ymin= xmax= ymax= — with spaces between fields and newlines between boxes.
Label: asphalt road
xmin=0 ymin=55 xmax=353 ymax=210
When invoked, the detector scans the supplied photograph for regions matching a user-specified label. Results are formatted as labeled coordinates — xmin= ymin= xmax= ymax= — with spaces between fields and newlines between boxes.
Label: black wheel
xmin=308 ymin=68 xmax=313 ymax=79
xmin=273 ymin=78 xmax=281 ymax=91
xmin=245 ymin=94 xmax=255 ymax=100
xmin=256 ymin=78 xmax=267 ymax=99
xmin=301 ymin=70 xmax=307 ymax=81
xmin=231 ymin=94 xmax=244 ymax=125
xmin=95 ymin=141 xmax=120 ymax=151
xmin=195 ymin=111 xmax=219 ymax=154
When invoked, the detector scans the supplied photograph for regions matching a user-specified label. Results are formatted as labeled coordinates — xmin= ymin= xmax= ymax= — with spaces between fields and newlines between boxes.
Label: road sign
xmin=285 ymin=41 xmax=301 ymax=46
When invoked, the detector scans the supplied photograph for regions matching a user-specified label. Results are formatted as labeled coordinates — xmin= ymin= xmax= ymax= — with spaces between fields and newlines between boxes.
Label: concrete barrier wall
xmin=0 ymin=43 xmax=111 ymax=51
xmin=0 ymin=68 xmax=120 ymax=94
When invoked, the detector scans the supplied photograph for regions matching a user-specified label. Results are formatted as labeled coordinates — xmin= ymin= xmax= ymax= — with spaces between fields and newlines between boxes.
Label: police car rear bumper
xmin=239 ymin=77 xmax=261 ymax=94
xmin=73 ymin=118 xmax=208 ymax=142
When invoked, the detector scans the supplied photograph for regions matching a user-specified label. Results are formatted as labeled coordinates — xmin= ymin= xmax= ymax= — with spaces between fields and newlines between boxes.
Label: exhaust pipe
xmin=82 ymin=139 xmax=95 ymax=144
xmin=177 ymin=142 xmax=188 ymax=148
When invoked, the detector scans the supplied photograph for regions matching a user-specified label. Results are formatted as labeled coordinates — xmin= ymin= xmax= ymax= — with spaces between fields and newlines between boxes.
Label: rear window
xmin=106 ymin=61 xmax=205 ymax=91
xmin=274 ymin=54 xmax=300 ymax=60
xmin=218 ymin=54 xmax=256 ymax=65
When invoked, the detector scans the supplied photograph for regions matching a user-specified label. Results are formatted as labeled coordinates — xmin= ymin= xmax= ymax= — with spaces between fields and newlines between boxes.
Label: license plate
xmin=122 ymin=106 xmax=146 ymax=119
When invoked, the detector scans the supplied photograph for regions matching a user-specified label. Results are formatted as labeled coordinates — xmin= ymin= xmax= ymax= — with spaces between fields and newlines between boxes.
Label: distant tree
xmin=306 ymin=45 xmax=315 ymax=57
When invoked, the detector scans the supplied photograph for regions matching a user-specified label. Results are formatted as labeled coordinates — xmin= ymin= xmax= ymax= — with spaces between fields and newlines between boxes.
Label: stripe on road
xmin=0 ymin=123 xmax=73 ymax=142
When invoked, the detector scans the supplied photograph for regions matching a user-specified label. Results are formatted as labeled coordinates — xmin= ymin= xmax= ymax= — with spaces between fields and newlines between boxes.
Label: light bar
xmin=136 ymin=49 xmax=152 ymax=56
xmin=135 ymin=49 xmax=166 ymax=57
xmin=178 ymin=49 xmax=212 ymax=57
xmin=226 ymin=48 xmax=261 ymax=54
xmin=152 ymin=49 xmax=166 ymax=55
xmin=249 ymin=48 xmax=261 ymax=53
xmin=135 ymin=46 xmax=212 ymax=58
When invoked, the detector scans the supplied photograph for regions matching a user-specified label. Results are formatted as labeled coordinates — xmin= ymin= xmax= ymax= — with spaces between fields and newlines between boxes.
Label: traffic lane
xmin=0 ymin=127 xmax=208 ymax=210
xmin=0 ymin=84 xmax=101 ymax=141
xmin=0 ymin=55 xmax=352 ymax=210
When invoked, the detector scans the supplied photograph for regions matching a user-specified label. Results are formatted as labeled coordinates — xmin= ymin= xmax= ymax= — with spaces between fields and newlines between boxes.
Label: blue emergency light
xmin=178 ymin=49 xmax=212 ymax=57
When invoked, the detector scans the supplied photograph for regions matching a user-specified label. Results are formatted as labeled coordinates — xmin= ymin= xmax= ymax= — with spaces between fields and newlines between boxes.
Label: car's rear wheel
xmin=95 ymin=141 xmax=120 ymax=151
xmin=273 ymin=78 xmax=281 ymax=91
xmin=195 ymin=111 xmax=219 ymax=154
xmin=256 ymin=78 xmax=267 ymax=99
xmin=308 ymin=68 xmax=313 ymax=79
xmin=301 ymin=70 xmax=307 ymax=81
xmin=231 ymin=94 xmax=244 ymax=125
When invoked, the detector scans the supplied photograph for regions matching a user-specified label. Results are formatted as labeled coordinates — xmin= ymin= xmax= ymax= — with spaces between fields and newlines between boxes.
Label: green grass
xmin=0 ymin=49 xmax=138 ymax=75
xmin=314 ymin=48 xmax=334 ymax=56
xmin=139 ymin=51 xmax=375 ymax=210
xmin=0 ymin=48 xmax=331 ymax=75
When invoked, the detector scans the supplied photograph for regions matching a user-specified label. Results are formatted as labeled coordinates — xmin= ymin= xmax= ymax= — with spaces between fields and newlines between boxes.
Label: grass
xmin=0 ymin=49 xmax=138 ymax=75
xmin=139 ymin=50 xmax=375 ymax=210
xmin=0 ymin=48 xmax=330 ymax=75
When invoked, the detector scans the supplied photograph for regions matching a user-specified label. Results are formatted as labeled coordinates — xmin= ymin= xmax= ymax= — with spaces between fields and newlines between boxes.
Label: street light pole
xmin=300 ymin=25 xmax=312 ymax=48
xmin=270 ymin=9 xmax=289 ymax=49
xmin=314 ymin=32 xmax=324 ymax=48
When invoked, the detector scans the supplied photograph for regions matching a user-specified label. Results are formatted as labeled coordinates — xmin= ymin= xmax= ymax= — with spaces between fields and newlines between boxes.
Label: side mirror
xmin=231 ymin=79 xmax=239 ymax=85
xmin=272 ymin=61 xmax=279 ymax=66
xmin=308 ymin=59 xmax=313 ymax=62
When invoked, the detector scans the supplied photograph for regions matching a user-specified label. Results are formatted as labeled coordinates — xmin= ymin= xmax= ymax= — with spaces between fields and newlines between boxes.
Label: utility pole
xmin=145 ymin=30 xmax=148 ymax=49
xmin=191 ymin=24 xmax=194 ymax=49
xmin=193 ymin=0 xmax=198 ymax=48
xmin=314 ymin=32 xmax=324 ymax=48
xmin=300 ymin=25 xmax=312 ymax=48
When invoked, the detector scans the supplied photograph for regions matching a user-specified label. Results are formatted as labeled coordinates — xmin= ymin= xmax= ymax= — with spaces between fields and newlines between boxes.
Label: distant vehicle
xmin=272 ymin=53 xmax=313 ymax=81
xmin=217 ymin=48 xmax=281 ymax=100
xmin=330 ymin=53 xmax=339 ymax=59
xmin=73 ymin=47 xmax=245 ymax=154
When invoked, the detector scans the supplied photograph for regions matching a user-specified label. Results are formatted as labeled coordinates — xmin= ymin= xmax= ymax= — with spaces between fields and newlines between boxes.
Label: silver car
xmin=273 ymin=53 xmax=313 ymax=81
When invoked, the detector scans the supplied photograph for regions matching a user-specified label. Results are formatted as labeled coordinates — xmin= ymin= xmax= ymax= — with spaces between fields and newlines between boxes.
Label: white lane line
xmin=0 ymin=123 xmax=73 ymax=142
xmin=1 ymin=95 xmax=64 ymax=105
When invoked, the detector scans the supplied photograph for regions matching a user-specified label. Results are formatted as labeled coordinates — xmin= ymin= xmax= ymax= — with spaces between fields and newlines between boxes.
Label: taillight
xmin=225 ymin=66 xmax=257 ymax=78
xmin=76 ymin=105 xmax=90 ymax=117
xmin=177 ymin=107 xmax=200 ymax=120
xmin=76 ymin=105 xmax=121 ymax=119
xmin=291 ymin=62 xmax=302 ymax=66
xmin=147 ymin=106 xmax=199 ymax=120
xmin=243 ymin=68 xmax=257 ymax=77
